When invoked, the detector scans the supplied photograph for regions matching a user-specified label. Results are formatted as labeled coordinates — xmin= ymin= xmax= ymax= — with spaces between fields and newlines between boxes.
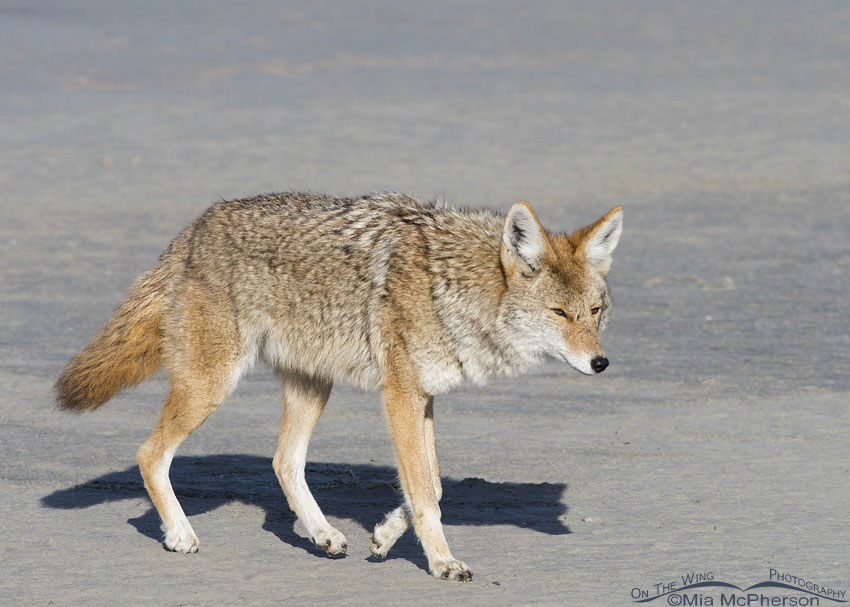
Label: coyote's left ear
xmin=501 ymin=201 xmax=554 ymax=276
xmin=573 ymin=207 xmax=623 ymax=276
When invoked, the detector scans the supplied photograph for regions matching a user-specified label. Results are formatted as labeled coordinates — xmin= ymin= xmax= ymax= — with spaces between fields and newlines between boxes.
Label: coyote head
xmin=499 ymin=201 xmax=623 ymax=375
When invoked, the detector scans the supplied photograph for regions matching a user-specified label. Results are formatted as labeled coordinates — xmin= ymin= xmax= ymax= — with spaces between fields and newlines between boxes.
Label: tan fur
xmin=56 ymin=192 xmax=622 ymax=581
xmin=56 ymin=255 xmax=171 ymax=412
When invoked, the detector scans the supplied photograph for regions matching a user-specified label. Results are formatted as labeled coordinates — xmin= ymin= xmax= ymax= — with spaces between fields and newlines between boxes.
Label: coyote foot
xmin=369 ymin=534 xmax=389 ymax=558
xmin=314 ymin=528 xmax=348 ymax=556
xmin=431 ymin=559 xmax=472 ymax=582
xmin=369 ymin=507 xmax=410 ymax=558
xmin=164 ymin=522 xmax=199 ymax=553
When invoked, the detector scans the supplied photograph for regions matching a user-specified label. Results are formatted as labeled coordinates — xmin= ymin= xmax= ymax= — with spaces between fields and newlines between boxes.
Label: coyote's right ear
xmin=500 ymin=201 xmax=553 ymax=277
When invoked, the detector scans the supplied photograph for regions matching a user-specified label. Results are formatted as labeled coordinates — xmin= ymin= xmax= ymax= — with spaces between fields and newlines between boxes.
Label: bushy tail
xmin=55 ymin=261 xmax=171 ymax=412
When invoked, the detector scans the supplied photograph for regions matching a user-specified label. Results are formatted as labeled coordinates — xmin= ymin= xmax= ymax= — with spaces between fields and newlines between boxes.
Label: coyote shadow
xmin=41 ymin=455 xmax=569 ymax=569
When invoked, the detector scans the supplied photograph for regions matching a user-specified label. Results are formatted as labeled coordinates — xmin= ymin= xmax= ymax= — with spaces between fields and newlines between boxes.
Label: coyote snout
xmin=561 ymin=349 xmax=607 ymax=375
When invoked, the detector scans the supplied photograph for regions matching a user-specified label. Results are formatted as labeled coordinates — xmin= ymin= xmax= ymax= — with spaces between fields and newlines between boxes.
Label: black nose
xmin=591 ymin=356 xmax=609 ymax=373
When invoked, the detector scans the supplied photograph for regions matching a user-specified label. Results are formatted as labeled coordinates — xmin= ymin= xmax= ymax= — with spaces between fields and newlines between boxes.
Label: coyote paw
xmin=163 ymin=523 xmax=199 ymax=553
xmin=314 ymin=528 xmax=348 ymax=556
xmin=369 ymin=534 xmax=389 ymax=558
xmin=369 ymin=508 xmax=409 ymax=558
xmin=431 ymin=559 xmax=472 ymax=582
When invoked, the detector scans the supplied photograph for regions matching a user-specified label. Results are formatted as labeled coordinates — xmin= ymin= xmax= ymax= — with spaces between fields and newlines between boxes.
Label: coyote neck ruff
xmin=55 ymin=191 xmax=623 ymax=582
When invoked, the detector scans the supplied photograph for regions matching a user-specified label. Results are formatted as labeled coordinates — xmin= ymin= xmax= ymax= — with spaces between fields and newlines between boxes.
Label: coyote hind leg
xmin=137 ymin=279 xmax=243 ymax=553
xmin=137 ymin=371 xmax=236 ymax=553
xmin=272 ymin=370 xmax=347 ymax=555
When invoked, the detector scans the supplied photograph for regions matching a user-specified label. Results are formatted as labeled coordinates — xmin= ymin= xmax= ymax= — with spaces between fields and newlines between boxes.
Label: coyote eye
xmin=551 ymin=308 xmax=569 ymax=319
xmin=591 ymin=306 xmax=601 ymax=315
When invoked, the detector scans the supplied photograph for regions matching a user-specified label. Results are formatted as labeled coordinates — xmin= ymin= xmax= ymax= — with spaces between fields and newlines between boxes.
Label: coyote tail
xmin=55 ymin=258 xmax=173 ymax=412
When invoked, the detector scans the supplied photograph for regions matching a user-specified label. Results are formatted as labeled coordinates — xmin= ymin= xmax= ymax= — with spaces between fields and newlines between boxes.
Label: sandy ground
xmin=1 ymin=2 xmax=849 ymax=605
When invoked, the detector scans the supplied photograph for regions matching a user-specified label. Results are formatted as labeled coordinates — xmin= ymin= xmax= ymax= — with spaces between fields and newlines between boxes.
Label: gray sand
xmin=1 ymin=2 xmax=848 ymax=605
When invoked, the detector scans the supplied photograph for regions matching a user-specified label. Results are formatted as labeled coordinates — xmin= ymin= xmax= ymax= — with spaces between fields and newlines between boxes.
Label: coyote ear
xmin=501 ymin=201 xmax=553 ymax=276
xmin=573 ymin=207 xmax=623 ymax=276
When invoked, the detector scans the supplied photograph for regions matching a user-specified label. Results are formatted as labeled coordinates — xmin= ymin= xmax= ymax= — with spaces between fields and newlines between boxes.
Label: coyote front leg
xmin=381 ymin=365 xmax=470 ymax=581
xmin=371 ymin=398 xmax=441 ymax=558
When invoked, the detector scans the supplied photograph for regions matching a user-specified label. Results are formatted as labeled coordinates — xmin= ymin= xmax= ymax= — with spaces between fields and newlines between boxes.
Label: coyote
xmin=56 ymin=192 xmax=623 ymax=581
